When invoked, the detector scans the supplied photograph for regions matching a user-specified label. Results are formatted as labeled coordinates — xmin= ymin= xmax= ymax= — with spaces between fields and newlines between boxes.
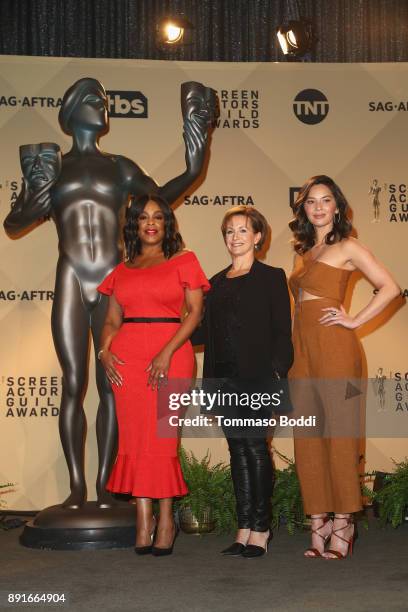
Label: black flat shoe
xmin=151 ymin=526 xmax=179 ymax=557
xmin=242 ymin=532 xmax=272 ymax=558
xmin=220 ymin=542 xmax=246 ymax=556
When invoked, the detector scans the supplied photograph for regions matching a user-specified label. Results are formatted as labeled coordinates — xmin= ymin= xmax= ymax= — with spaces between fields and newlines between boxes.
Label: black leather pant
xmin=226 ymin=436 xmax=273 ymax=532
xmin=213 ymin=361 xmax=274 ymax=532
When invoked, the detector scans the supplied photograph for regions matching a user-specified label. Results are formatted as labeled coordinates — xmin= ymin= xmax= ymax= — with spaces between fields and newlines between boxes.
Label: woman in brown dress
xmin=288 ymin=175 xmax=400 ymax=559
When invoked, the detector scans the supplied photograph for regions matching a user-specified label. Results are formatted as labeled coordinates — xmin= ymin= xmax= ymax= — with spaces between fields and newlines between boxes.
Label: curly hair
xmin=288 ymin=175 xmax=353 ymax=254
xmin=123 ymin=194 xmax=183 ymax=261
xmin=221 ymin=205 xmax=270 ymax=251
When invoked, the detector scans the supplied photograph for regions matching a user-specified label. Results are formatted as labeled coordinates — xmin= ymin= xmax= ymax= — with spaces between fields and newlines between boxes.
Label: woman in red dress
xmin=97 ymin=194 xmax=209 ymax=555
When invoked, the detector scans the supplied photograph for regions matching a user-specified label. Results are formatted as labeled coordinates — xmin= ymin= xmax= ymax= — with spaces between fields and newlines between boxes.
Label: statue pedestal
xmin=20 ymin=501 xmax=136 ymax=550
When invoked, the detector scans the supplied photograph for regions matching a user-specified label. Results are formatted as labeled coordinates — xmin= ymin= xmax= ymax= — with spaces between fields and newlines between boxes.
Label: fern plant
xmin=177 ymin=447 xmax=237 ymax=534
xmin=371 ymin=459 xmax=408 ymax=527
xmin=271 ymin=448 xmax=305 ymax=534
xmin=178 ymin=446 xmax=308 ymax=535
xmin=360 ymin=472 xmax=376 ymax=503
xmin=0 ymin=483 xmax=15 ymax=509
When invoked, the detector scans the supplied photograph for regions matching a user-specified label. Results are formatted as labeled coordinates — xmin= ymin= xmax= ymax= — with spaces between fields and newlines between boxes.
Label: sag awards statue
xmin=4 ymin=77 xmax=217 ymax=548
xmin=373 ymin=367 xmax=387 ymax=412
xmin=369 ymin=179 xmax=387 ymax=223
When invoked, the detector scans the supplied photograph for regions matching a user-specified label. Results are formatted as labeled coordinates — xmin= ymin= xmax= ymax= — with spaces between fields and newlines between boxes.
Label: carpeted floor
xmin=1 ymin=519 xmax=407 ymax=612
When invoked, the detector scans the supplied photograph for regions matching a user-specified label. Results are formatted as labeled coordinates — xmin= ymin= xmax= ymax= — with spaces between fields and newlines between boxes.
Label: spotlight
xmin=157 ymin=17 xmax=193 ymax=47
xmin=164 ymin=23 xmax=184 ymax=44
xmin=277 ymin=19 xmax=315 ymax=59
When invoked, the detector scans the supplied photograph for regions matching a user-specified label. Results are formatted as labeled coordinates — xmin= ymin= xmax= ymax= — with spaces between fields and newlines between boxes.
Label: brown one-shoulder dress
xmin=288 ymin=251 xmax=364 ymax=514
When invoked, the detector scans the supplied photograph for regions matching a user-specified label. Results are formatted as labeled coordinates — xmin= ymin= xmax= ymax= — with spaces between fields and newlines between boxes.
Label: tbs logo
xmin=106 ymin=91 xmax=148 ymax=118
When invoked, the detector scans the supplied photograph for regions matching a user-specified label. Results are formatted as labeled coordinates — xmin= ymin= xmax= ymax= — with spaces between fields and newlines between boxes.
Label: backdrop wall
xmin=0 ymin=56 xmax=406 ymax=510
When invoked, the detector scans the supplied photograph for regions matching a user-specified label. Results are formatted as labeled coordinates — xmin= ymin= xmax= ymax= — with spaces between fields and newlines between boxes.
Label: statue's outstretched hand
xmin=183 ymin=117 xmax=208 ymax=177
xmin=19 ymin=178 xmax=56 ymax=220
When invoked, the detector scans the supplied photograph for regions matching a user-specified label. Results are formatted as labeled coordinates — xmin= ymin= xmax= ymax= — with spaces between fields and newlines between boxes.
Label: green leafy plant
xmin=371 ymin=459 xmax=408 ymax=527
xmin=0 ymin=483 xmax=15 ymax=509
xmin=177 ymin=446 xmax=408 ymax=535
xmin=178 ymin=446 xmax=308 ymax=535
xmin=360 ymin=472 xmax=376 ymax=503
xmin=177 ymin=447 xmax=237 ymax=534
xmin=271 ymin=448 xmax=305 ymax=534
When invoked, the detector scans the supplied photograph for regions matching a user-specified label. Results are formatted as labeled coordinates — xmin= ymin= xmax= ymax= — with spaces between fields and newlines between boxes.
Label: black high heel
xmin=134 ymin=518 xmax=156 ymax=555
xmin=241 ymin=530 xmax=272 ymax=558
xmin=221 ymin=542 xmax=247 ymax=556
xmin=151 ymin=524 xmax=179 ymax=557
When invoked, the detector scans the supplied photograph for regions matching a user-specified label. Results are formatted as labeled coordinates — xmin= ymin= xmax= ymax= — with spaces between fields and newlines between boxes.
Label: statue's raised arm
xmin=159 ymin=81 xmax=218 ymax=204
xmin=121 ymin=80 xmax=218 ymax=206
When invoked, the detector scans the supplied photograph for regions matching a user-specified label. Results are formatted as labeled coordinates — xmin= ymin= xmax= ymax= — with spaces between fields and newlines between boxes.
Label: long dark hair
xmin=123 ymin=194 xmax=183 ymax=261
xmin=288 ymin=175 xmax=353 ymax=254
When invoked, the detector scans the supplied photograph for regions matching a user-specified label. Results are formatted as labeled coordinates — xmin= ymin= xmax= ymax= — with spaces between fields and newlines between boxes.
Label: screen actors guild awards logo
xmin=369 ymin=179 xmax=387 ymax=223
xmin=215 ymin=89 xmax=259 ymax=128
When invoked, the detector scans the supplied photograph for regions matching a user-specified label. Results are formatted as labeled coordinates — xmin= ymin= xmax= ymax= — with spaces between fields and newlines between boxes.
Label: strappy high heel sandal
xmin=304 ymin=514 xmax=332 ymax=559
xmin=323 ymin=515 xmax=357 ymax=560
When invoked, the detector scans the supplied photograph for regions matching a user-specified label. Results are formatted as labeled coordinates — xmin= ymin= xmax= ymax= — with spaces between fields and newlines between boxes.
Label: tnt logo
xmin=106 ymin=91 xmax=148 ymax=118
xmin=289 ymin=187 xmax=301 ymax=209
xmin=293 ymin=89 xmax=329 ymax=125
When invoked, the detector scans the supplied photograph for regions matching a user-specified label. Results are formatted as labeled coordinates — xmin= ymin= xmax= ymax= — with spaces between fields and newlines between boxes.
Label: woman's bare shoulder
xmin=169 ymin=248 xmax=192 ymax=260
xmin=340 ymin=236 xmax=370 ymax=256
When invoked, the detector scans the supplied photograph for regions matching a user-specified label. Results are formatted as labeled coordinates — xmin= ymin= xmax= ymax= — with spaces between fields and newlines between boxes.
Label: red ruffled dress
xmin=97 ymin=251 xmax=210 ymax=499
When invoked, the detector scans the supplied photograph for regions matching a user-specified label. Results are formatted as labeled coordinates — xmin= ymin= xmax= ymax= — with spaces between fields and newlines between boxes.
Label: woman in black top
xmin=192 ymin=206 xmax=293 ymax=557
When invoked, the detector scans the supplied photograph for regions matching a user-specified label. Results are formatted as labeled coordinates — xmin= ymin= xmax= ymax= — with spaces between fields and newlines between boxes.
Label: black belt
xmin=123 ymin=317 xmax=181 ymax=323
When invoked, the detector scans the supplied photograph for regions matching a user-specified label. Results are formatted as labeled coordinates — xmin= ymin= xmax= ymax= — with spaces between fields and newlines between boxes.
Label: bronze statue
xmin=4 ymin=77 xmax=216 ymax=511
xmin=369 ymin=179 xmax=386 ymax=223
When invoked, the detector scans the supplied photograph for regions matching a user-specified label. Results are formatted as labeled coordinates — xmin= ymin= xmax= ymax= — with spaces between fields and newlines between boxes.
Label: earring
xmin=334 ymin=211 xmax=340 ymax=223
xmin=254 ymin=243 xmax=260 ymax=251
